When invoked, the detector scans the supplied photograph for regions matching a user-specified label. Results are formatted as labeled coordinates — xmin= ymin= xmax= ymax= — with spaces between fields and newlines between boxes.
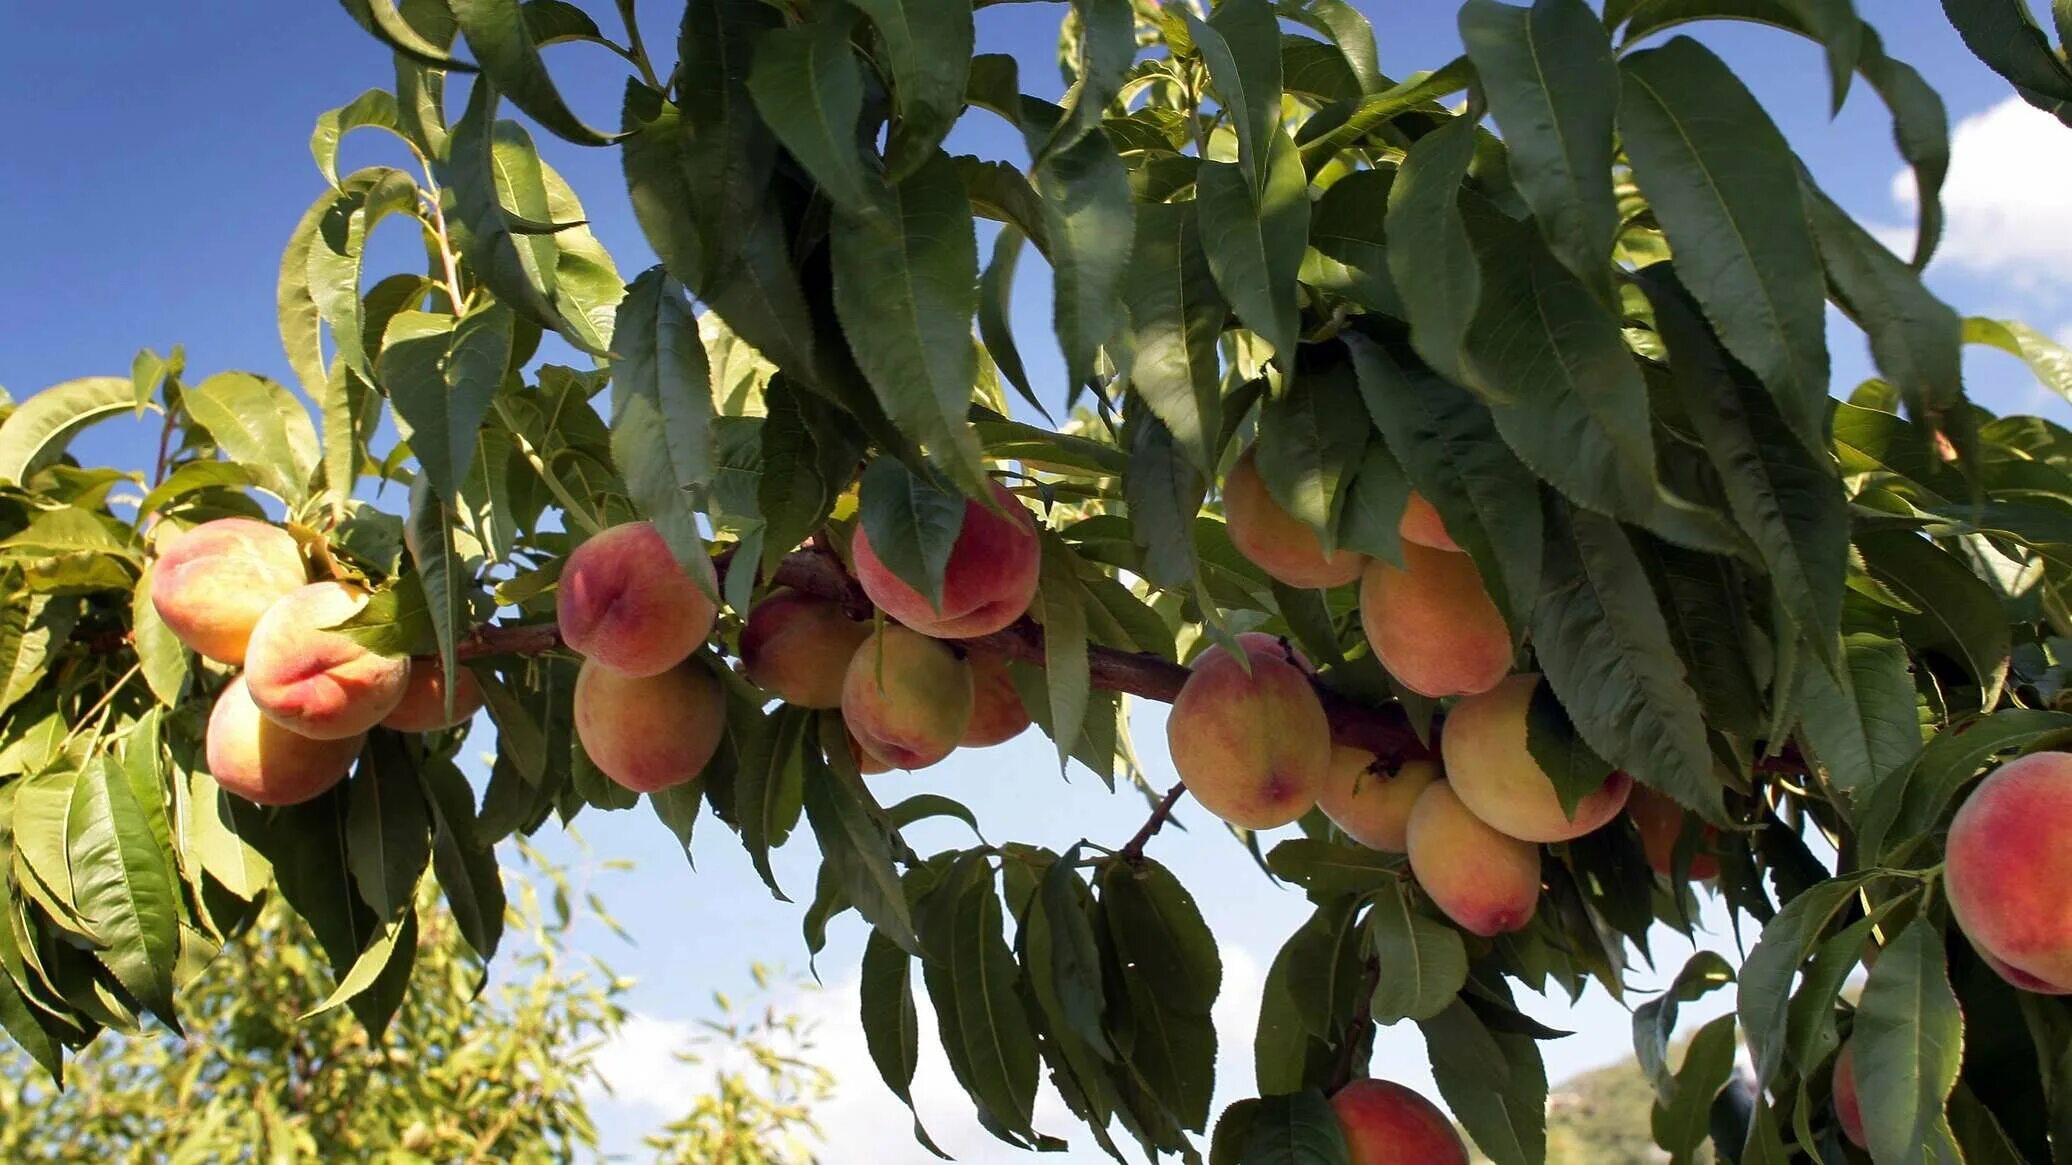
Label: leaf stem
xmin=614 ymin=0 xmax=665 ymax=92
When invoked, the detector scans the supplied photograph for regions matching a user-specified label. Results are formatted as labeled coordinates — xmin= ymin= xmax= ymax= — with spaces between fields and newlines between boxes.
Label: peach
xmin=959 ymin=650 xmax=1031 ymax=747
xmin=1222 ymin=446 xmax=1365 ymax=589
xmin=1359 ymin=543 xmax=1511 ymax=698
xmin=148 ymin=517 xmax=307 ymax=664
xmin=846 ymin=728 xmax=893 ymax=776
xmin=1629 ymin=783 xmax=1720 ymax=880
xmin=243 ymin=582 xmax=411 ymax=740
xmin=1978 ymin=949 xmax=2072 ymax=995
xmin=1235 ymin=630 xmax=1312 ymax=673
xmin=1406 ymin=780 xmax=1540 ymax=937
xmin=205 ymin=676 xmax=362 ymax=806
xmin=841 ymin=625 xmax=974 ymax=769
xmin=379 ymin=659 xmax=485 ymax=732
xmin=1398 ymin=491 xmax=1459 ymax=552
xmin=740 ymin=588 xmax=871 ymax=708
xmin=851 ymin=480 xmax=1040 ymax=638
xmin=1166 ymin=637 xmax=1330 ymax=829
xmin=1833 ymin=1041 xmax=1866 ymax=1149
xmin=1946 ymin=751 xmax=2072 ymax=992
xmin=556 ymin=521 xmax=717 ymax=677
xmin=1438 ymin=674 xmax=1631 ymax=843
xmin=1319 ymin=752 xmax=1439 ymax=853
xmin=1330 ymin=1078 xmax=1469 ymax=1165
xmin=573 ymin=658 xmax=725 ymax=793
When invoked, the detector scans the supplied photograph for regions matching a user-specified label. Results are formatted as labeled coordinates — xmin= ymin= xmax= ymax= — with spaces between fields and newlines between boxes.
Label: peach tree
xmin=4 ymin=0 xmax=2072 ymax=1161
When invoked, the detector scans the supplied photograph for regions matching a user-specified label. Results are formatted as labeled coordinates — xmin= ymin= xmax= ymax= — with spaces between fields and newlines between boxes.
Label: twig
xmin=1119 ymin=782 xmax=1187 ymax=863
xmin=1327 ymin=954 xmax=1383 ymax=1094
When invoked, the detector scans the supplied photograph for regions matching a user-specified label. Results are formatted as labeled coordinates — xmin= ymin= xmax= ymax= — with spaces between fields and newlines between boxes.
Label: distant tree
xmin=645 ymin=963 xmax=835 ymax=1165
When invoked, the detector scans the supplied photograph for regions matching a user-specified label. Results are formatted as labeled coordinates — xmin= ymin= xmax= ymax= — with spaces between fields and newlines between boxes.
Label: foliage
xmin=646 ymin=963 xmax=834 ymax=1165
xmin=5 ymin=0 xmax=2072 ymax=1162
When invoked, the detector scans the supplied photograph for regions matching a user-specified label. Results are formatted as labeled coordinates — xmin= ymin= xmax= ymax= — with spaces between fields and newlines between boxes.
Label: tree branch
xmin=1119 ymin=782 xmax=1187 ymax=863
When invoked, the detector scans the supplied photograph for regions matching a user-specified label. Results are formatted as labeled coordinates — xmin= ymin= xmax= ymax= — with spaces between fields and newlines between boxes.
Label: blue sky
xmin=7 ymin=2 xmax=2072 ymax=1161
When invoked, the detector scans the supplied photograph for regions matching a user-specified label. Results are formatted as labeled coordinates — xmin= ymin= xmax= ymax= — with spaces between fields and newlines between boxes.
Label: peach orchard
xmin=4 ymin=0 xmax=2072 ymax=1161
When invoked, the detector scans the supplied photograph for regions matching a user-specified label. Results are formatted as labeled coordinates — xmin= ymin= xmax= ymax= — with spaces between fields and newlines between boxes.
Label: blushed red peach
xmin=1406 ymin=780 xmax=1540 ymax=937
xmin=740 ymin=588 xmax=871 ymax=709
xmin=573 ymin=659 xmax=725 ymax=793
xmin=379 ymin=659 xmax=485 ymax=732
xmin=841 ymin=625 xmax=974 ymax=769
xmin=1397 ymin=491 xmax=1460 ymax=552
xmin=243 ymin=581 xmax=410 ymax=740
xmin=959 ymin=651 xmax=1031 ymax=748
xmin=1319 ymin=753 xmax=1439 ymax=853
xmin=205 ymin=676 xmax=362 ymax=806
xmin=851 ymin=481 xmax=1040 ymax=638
xmin=1439 ymin=674 xmax=1632 ymax=843
xmin=1629 ymin=783 xmax=1721 ymax=880
xmin=1946 ymin=751 xmax=2072 ymax=993
xmin=1222 ymin=446 xmax=1365 ymax=589
xmin=1166 ymin=638 xmax=1330 ymax=829
xmin=148 ymin=517 xmax=307 ymax=664
xmin=1833 ymin=1041 xmax=1867 ymax=1150
xmin=1235 ymin=631 xmax=1312 ymax=674
xmin=556 ymin=521 xmax=717 ymax=678
xmin=1331 ymin=1078 xmax=1469 ymax=1165
xmin=1359 ymin=543 xmax=1511 ymax=698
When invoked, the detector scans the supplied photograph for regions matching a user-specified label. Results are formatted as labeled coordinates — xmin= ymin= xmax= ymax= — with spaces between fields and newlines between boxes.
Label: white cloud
xmin=1888 ymin=96 xmax=2072 ymax=286
xmin=589 ymin=1014 xmax=703 ymax=1114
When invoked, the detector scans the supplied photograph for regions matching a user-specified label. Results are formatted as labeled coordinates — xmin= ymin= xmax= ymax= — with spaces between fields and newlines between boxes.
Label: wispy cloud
xmin=1887 ymin=96 xmax=2072 ymax=288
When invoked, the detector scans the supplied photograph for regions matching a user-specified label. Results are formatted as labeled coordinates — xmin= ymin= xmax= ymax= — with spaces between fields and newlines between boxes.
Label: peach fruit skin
xmin=556 ymin=521 xmax=717 ymax=678
xmin=1397 ymin=491 xmax=1460 ymax=552
xmin=1358 ymin=542 xmax=1511 ymax=699
xmin=1439 ymin=673 xmax=1632 ymax=843
xmin=1946 ymin=750 xmax=2072 ymax=992
xmin=205 ymin=676 xmax=362 ymax=806
xmin=851 ymin=481 xmax=1041 ymax=638
xmin=149 ymin=517 xmax=308 ymax=665
xmin=959 ymin=650 xmax=1031 ymax=747
xmin=842 ymin=625 xmax=974 ymax=770
xmin=1319 ymin=752 xmax=1438 ymax=853
xmin=1833 ymin=1042 xmax=1867 ymax=1149
xmin=243 ymin=581 xmax=411 ymax=740
xmin=1235 ymin=630 xmax=1312 ymax=674
xmin=1629 ymin=783 xmax=1720 ymax=880
xmin=1406 ymin=781 xmax=1541 ymax=937
xmin=740 ymin=588 xmax=871 ymax=709
xmin=1222 ymin=446 xmax=1365 ymax=589
xmin=1330 ymin=1078 xmax=1470 ymax=1165
xmin=573 ymin=659 xmax=725 ymax=793
xmin=1166 ymin=638 xmax=1331 ymax=830
xmin=379 ymin=660 xmax=485 ymax=732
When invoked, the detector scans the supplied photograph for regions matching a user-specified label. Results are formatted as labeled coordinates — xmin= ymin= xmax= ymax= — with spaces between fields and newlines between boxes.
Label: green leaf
xmin=1282 ymin=0 xmax=1381 ymax=93
xmin=66 ymin=756 xmax=181 ymax=1030
xmin=1034 ymin=120 xmax=1134 ymax=392
xmin=801 ymin=743 xmax=918 ymax=953
xmin=1368 ymin=880 xmax=1469 ymax=1024
xmin=747 ymin=13 xmax=880 ymax=219
xmin=1964 ymin=316 xmax=2072 ymax=404
xmin=831 ymin=150 xmax=986 ymax=492
xmin=1737 ymin=875 xmax=1863 ymax=1085
xmin=339 ymin=0 xmax=475 ymax=71
xmin=420 ymin=755 xmax=504 ymax=961
xmin=1852 ymin=708 xmax=2072 ymax=868
xmin=1100 ymin=858 xmax=1219 ymax=1130
xmin=1523 ymin=678 xmax=1615 ymax=820
xmin=667 ymin=0 xmax=778 ymax=294
xmin=1302 ymin=168 xmax=1401 ymax=316
xmin=1855 ymin=919 xmax=1965 ymax=1164
xmin=1029 ymin=850 xmax=1110 ymax=1058
xmin=1458 ymin=0 xmax=1620 ymax=300
xmin=327 ymin=576 xmax=437 ymax=658
xmin=1632 ymin=950 xmax=1735 ymax=1098
xmin=861 ymin=929 xmax=950 ymax=1157
xmin=345 ymin=733 xmax=431 ymax=919
xmin=848 ymin=0 xmax=972 ymax=179
xmin=307 ymin=167 xmax=419 ymax=384
xmin=979 ymin=229 xmax=1044 ymax=419
xmin=380 ymin=304 xmax=513 ymax=512
xmin=1532 ymin=499 xmax=1717 ymax=817
xmin=756 ymin=378 xmax=843 ymax=576
xmin=1619 ymin=37 xmax=1829 ymax=453
xmin=609 ymin=267 xmax=715 ymax=573
xmin=0 ymin=377 xmax=142 ymax=488
xmin=451 ymin=0 xmax=618 ymax=145
xmin=1336 ymin=436 xmax=1410 ymax=567
xmin=1650 ymin=1012 xmax=1739 ymax=1159
xmin=311 ymin=89 xmax=407 ymax=187
xmin=1239 ymin=1090 xmax=1352 ymax=1165
xmin=1855 ymin=529 xmax=2011 ymax=707
xmin=300 ymin=907 xmax=411 ymax=1020
xmin=1123 ymin=410 xmax=1209 ymax=593
xmin=1265 ymin=839 xmax=1405 ymax=896
xmin=1032 ymin=539 xmax=1091 ymax=773
xmin=1123 ymin=202 xmax=1227 ymax=475
xmin=733 ymin=704 xmax=809 ymax=901
xmin=1256 ymin=351 xmax=1367 ymax=554
xmin=1185 ymin=0 xmax=1282 ymax=196
xmin=1197 ymin=129 xmax=1310 ymax=362
xmin=922 ymin=856 xmax=1041 ymax=1142
xmin=1421 ymin=997 xmax=1548 ymax=1165
xmin=858 ymin=458 xmax=966 ymax=612
xmin=0 ymin=590 xmax=75 ymax=715
xmin=1045 ymin=0 xmax=1134 ymax=159
xmin=1795 ymin=633 xmax=1920 ymax=816
xmin=405 ymin=476 xmax=465 ymax=710
xmin=1297 ymin=55 xmax=1474 ymax=162
xmin=1940 ymin=0 xmax=2072 ymax=126
xmin=183 ymin=371 xmax=320 ymax=504
xmin=128 ymin=565 xmax=188 ymax=707
xmin=1384 ymin=113 xmax=1482 ymax=386
xmin=0 ymin=958 xmax=63 ymax=1085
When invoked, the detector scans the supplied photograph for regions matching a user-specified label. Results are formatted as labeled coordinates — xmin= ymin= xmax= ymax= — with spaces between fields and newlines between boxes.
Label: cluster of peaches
xmin=151 ymin=518 xmax=484 ymax=807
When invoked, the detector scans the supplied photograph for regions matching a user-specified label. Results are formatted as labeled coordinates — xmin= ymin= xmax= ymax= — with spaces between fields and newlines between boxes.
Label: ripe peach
xmin=841 ymin=625 xmax=974 ymax=769
xmin=846 ymin=728 xmax=893 ymax=776
xmin=851 ymin=480 xmax=1040 ymax=638
xmin=1398 ymin=491 xmax=1460 ymax=552
xmin=1166 ymin=637 xmax=1330 ymax=829
xmin=1222 ymin=445 xmax=1365 ymax=589
xmin=243 ymin=582 xmax=411 ymax=740
xmin=1978 ymin=950 xmax=2072 ymax=995
xmin=379 ymin=659 xmax=485 ymax=732
xmin=1833 ymin=1041 xmax=1867 ymax=1149
xmin=740 ymin=588 xmax=871 ymax=709
xmin=1359 ymin=542 xmax=1511 ymax=698
xmin=148 ymin=517 xmax=307 ymax=664
xmin=1406 ymin=780 xmax=1540 ymax=937
xmin=1438 ymin=674 xmax=1632 ymax=843
xmin=1235 ymin=631 xmax=1311 ymax=674
xmin=573 ymin=658 xmax=725 ymax=793
xmin=1319 ymin=752 xmax=1439 ymax=853
xmin=205 ymin=676 xmax=362 ymax=806
xmin=1946 ymin=750 xmax=2072 ymax=993
xmin=1330 ymin=1078 xmax=1469 ymax=1165
xmin=959 ymin=650 xmax=1031 ymax=747
xmin=1629 ymin=783 xmax=1720 ymax=880
xmin=556 ymin=521 xmax=717 ymax=678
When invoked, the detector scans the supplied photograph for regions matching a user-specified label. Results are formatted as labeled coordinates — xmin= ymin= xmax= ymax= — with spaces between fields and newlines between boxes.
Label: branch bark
xmin=454 ymin=545 xmax=1438 ymax=765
